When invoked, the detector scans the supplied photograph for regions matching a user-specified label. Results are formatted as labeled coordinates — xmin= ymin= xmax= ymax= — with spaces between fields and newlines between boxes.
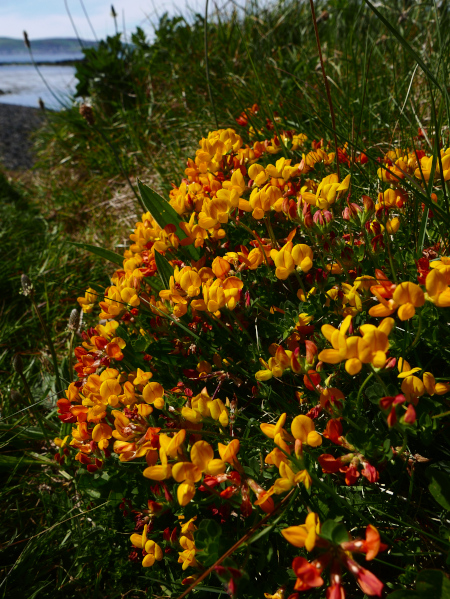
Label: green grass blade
xmin=70 ymin=242 xmax=124 ymax=267
xmin=154 ymin=250 xmax=174 ymax=289
xmin=363 ymin=0 xmax=444 ymax=94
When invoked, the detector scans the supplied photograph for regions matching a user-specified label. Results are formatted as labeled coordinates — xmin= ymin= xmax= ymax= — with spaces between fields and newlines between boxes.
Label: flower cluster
xmin=54 ymin=120 xmax=450 ymax=596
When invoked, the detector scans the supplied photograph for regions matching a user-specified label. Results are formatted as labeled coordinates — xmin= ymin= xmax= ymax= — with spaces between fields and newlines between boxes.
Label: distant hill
xmin=0 ymin=37 xmax=97 ymax=55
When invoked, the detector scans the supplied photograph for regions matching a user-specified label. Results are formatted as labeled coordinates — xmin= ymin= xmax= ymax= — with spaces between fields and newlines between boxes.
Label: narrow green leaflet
xmin=154 ymin=250 xmax=174 ymax=290
xmin=427 ymin=466 xmax=450 ymax=511
xmin=137 ymin=179 xmax=200 ymax=260
xmin=71 ymin=242 xmax=124 ymax=267
xmin=137 ymin=179 xmax=187 ymax=233
xmin=387 ymin=569 xmax=450 ymax=599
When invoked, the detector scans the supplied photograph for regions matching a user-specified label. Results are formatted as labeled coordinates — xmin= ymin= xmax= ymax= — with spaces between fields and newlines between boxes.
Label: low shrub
xmin=57 ymin=119 xmax=450 ymax=597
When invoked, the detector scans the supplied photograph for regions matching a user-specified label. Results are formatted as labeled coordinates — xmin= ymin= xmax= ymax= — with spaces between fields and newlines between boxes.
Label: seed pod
xmin=79 ymin=103 xmax=95 ymax=125
xmin=10 ymin=388 xmax=23 ymax=403
xmin=23 ymin=31 xmax=30 ymax=49
xmin=68 ymin=308 xmax=80 ymax=331
xmin=12 ymin=353 xmax=23 ymax=374
xmin=21 ymin=274 xmax=33 ymax=296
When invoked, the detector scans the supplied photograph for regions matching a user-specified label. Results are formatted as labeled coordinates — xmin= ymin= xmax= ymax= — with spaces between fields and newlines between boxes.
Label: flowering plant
xmin=56 ymin=119 xmax=450 ymax=597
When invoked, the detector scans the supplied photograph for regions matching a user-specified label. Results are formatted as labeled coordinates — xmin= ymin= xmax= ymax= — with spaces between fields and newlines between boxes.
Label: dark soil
xmin=0 ymin=103 xmax=45 ymax=170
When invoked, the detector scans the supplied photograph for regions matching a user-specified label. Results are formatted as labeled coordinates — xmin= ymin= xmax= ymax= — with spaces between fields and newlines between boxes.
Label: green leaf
xmin=132 ymin=337 xmax=148 ymax=352
xmin=366 ymin=383 xmax=385 ymax=404
xmin=154 ymin=250 xmax=174 ymax=290
xmin=416 ymin=570 xmax=450 ymax=597
xmin=198 ymin=518 xmax=222 ymax=539
xmin=115 ymin=325 xmax=129 ymax=340
xmin=195 ymin=519 xmax=222 ymax=567
xmin=0 ymin=454 xmax=49 ymax=469
xmin=427 ymin=467 xmax=450 ymax=511
xmin=137 ymin=179 xmax=200 ymax=260
xmin=319 ymin=520 xmax=349 ymax=545
xmin=137 ymin=179 xmax=184 ymax=233
xmin=387 ymin=570 xmax=450 ymax=599
xmin=71 ymin=242 xmax=124 ymax=267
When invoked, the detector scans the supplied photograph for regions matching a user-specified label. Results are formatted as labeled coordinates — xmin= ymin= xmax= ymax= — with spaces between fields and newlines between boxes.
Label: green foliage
xmin=74 ymin=32 xmax=149 ymax=111
xmin=388 ymin=569 xmax=450 ymax=599
xmin=3 ymin=0 xmax=450 ymax=596
xmin=154 ymin=250 xmax=174 ymax=290
xmin=71 ymin=242 xmax=125 ymax=267
xmin=426 ymin=463 xmax=450 ymax=512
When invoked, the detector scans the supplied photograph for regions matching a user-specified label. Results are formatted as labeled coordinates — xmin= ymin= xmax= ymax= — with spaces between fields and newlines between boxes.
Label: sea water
xmin=0 ymin=55 xmax=79 ymax=110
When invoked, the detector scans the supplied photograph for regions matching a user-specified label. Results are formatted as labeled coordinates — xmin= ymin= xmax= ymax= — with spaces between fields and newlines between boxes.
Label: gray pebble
xmin=0 ymin=103 xmax=45 ymax=170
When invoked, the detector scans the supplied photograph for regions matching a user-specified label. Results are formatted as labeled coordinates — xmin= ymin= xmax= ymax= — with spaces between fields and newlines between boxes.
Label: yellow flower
xmin=264 ymin=589 xmax=285 ymax=599
xmin=376 ymin=188 xmax=407 ymax=210
xmin=177 ymin=482 xmax=197 ymax=506
xmin=318 ymin=314 xmax=352 ymax=365
xmin=77 ymin=287 xmax=98 ymax=313
xmin=133 ymin=368 xmax=153 ymax=386
xmin=54 ymin=435 xmax=69 ymax=448
xmin=302 ymin=174 xmax=350 ymax=210
xmin=142 ymin=540 xmax=164 ymax=567
xmin=92 ymin=422 xmax=113 ymax=450
xmin=401 ymin=375 xmax=425 ymax=404
xmin=191 ymin=440 xmax=226 ymax=475
xmin=414 ymin=149 xmax=450 ymax=182
xmin=180 ymin=516 xmax=197 ymax=536
xmin=130 ymin=524 xmax=164 ymax=567
xmin=281 ymin=512 xmax=321 ymax=550
xmin=425 ymin=267 xmax=450 ymax=307
xmin=423 ymin=372 xmax=450 ymax=396
xmin=291 ymin=415 xmax=322 ymax=447
xmin=142 ymin=382 xmax=165 ymax=409
xmin=178 ymin=535 xmax=197 ymax=569
xmin=377 ymin=157 xmax=407 ymax=182
xmin=260 ymin=412 xmax=287 ymax=439
xmin=369 ymin=281 xmax=425 ymax=320
xmin=218 ymin=439 xmax=240 ymax=463
xmin=270 ymin=242 xmax=313 ymax=280
xmin=392 ymin=282 xmax=425 ymax=320
xmin=319 ymin=316 xmax=395 ymax=374
xmin=386 ymin=217 xmax=400 ymax=234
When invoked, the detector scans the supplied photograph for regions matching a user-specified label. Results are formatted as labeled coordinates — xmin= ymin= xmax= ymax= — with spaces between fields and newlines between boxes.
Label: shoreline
xmin=0 ymin=59 xmax=83 ymax=66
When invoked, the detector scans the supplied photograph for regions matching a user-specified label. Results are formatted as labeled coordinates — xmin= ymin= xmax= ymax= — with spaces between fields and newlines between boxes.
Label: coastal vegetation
xmin=1 ymin=1 xmax=450 ymax=598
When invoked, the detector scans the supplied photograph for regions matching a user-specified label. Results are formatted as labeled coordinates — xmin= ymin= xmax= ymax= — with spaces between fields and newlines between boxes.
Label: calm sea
xmin=0 ymin=53 xmax=81 ymax=110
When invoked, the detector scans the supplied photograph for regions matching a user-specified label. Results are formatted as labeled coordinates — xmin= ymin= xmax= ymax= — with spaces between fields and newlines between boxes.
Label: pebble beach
xmin=0 ymin=102 xmax=44 ymax=170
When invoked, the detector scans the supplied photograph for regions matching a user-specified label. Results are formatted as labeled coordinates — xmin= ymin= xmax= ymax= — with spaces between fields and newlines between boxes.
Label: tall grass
xmin=1 ymin=0 xmax=449 ymax=595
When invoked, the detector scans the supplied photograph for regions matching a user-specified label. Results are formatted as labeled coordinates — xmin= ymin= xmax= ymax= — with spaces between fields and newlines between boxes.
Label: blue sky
xmin=0 ymin=0 xmax=221 ymax=40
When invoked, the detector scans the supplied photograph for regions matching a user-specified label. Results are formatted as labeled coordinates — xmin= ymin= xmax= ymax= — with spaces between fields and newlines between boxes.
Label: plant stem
xmin=406 ymin=311 xmax=422 ymax=352
xmin=356 ymin=371 xmax=374 ymax=415
xmin=175 ymin=488 xmax=298 ymax=599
